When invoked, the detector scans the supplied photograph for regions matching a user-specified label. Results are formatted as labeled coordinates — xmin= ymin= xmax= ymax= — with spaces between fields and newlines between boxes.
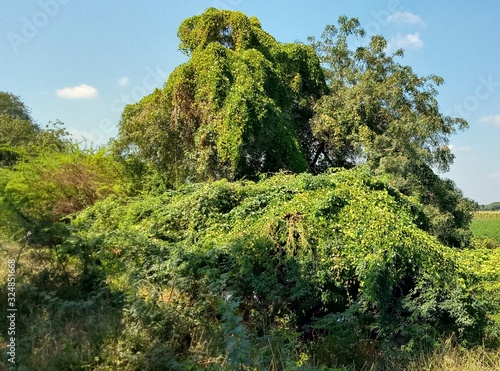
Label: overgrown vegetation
xmin=1 ymin=8 xmax=499 ymax=370
xmin=115 ymin=8 xmax=327 ymax=185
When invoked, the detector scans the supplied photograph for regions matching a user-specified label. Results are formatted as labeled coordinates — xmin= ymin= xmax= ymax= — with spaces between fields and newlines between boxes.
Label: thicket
xmin=3 ymin=169 xmax=498 ymax=369
xmin=68 ymin=169 xmax=499 ymax=366
xmin=0 ymin=145 xmax=130 ymax=248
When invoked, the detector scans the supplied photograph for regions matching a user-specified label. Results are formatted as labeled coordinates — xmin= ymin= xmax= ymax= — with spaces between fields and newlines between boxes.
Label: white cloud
xmin=387 ymin=12 xmax=424 ymax=25
xmin=387 ymin=33 xmax=424 ymax=51
xmin=117 ymin=76 xmax=129 ymax=87
xmin=56 ymin=84 xmax=98 ymax=99
xmin=480 ymin=115 xmax=500 ymax=126
xmin=488 ymin=172 xmax=500 ymax=179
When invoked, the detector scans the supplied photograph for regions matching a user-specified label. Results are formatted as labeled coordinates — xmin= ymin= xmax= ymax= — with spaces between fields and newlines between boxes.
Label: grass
xmin=404 ymin=339 xmax=500 ymax=371
xmin=471 ymin=211 xmax=500 ymax=243
xmin=0 ymin=243 xmax=125 ymax=371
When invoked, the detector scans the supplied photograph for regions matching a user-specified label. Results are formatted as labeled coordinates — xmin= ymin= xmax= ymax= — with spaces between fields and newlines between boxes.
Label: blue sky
xmin=1 ymin=0 xmax=499 ymax=204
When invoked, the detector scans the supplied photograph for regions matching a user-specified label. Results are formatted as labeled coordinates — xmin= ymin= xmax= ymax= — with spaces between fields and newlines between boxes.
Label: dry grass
xmin=404 ymin=339 xmax=500 ymax=371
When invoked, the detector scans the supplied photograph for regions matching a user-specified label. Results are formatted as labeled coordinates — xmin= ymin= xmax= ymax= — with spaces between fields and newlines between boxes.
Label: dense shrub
xmin=62 ymin=168 xmax=488 ymax=368
xmin=0 ymin=146 xmax=130 ymax=246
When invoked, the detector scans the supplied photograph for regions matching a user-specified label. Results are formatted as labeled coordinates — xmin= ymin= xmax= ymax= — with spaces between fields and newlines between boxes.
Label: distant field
xmin=471 ymin=211 xmax=500 ymax=243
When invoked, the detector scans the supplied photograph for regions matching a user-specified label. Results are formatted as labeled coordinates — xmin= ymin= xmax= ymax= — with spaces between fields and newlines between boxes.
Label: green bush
xmin=0 ymin=145 xmax=130 ymax=247
xmin=64 ymin=168 xmax=487 ymax=368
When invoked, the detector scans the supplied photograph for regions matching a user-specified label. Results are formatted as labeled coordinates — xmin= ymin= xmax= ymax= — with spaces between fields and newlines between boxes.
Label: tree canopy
xmin=307 ymin=17 xmax=474 ymax=247
xmin=115 ymin=8 xmax=327 ymax=185
xmin=114 ymin=11 xmax=474 ymax=247
xmin=0 ymin=92 xmax=70 ymax=167
xmin=308 ymin=17 xmax=467 ymax=174
xmin=0 ymin=91 xmax=33 ymax=122
xmin=0 ymin=92 xmax=39 ymax=166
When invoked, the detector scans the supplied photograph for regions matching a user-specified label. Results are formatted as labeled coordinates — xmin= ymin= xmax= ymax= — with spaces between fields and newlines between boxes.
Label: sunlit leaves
xmin=71 ymin=168 xmax=485 ymax=348
xmin=115 ymin=9 xmax=327 ymax=186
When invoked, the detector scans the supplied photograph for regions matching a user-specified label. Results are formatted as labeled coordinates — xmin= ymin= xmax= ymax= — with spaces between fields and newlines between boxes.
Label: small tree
xmin=0 ymin=91 xmax=33 ymax=122
xmin=0 ymin=92 xmax=39 ymax=166
xmin=0 ymin=92 xmax=69 ymax=167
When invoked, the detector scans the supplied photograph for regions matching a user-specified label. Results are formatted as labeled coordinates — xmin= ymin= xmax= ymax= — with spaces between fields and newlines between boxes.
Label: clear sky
xmin=1 ymin=0 xmax=499 ymax=204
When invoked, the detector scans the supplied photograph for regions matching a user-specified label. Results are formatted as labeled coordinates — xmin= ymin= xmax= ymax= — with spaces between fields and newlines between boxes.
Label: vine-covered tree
xmin=115 ymin=8 xmax=327 ymax=185
xmin=115 ymin=11 xmax=474 ymax=247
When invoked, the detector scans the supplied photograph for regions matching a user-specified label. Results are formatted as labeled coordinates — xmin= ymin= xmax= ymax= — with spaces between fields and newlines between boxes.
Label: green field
xmin=471 ymin=211 xmax=500 ymax=243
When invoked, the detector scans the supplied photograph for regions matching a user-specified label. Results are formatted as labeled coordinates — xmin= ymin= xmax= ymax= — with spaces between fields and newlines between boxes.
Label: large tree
xmin=115 ymin=11 xmax=474 ymax=246
xmin=308 ymin=17 xmax=467 ymax=174
xmin=308 ymin=17 xmax=475 ymax=246
xmin=115 ymin=8 xmax=327 ymax=185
